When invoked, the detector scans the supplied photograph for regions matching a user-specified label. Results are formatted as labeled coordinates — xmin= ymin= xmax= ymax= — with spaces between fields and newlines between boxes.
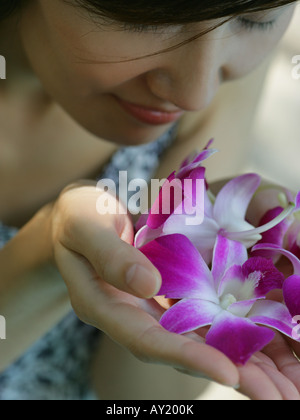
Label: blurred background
xmin=245 ymin=4 xmax=300 ymax=191
xmin=199 ymin=4 xmax=300 ymax=401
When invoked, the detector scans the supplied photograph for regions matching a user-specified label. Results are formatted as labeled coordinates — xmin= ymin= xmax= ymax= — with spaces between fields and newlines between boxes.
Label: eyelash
xmin=122 ymin=17 xmax=276 ymax=34
xmin=237 ymin=17 xmax=276 ymax=32
xmin=122 ymin=23 xmax=160 ymax=33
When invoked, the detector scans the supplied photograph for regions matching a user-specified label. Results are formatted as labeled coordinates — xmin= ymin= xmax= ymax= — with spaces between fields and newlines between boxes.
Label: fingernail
xmin=126 ymin=264 xmax=161 ymax=298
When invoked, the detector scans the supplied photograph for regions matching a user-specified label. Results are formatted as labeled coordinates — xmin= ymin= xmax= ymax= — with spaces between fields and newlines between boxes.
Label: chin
xmin=86 ymin=120 xmax=174 ymax=147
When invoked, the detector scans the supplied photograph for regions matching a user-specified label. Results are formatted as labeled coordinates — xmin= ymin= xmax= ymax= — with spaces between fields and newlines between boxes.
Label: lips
xmin=115 ymin=97 xmax=184 ymax=126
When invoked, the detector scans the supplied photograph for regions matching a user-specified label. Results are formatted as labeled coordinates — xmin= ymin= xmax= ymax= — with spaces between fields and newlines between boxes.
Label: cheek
xmin=225 ymin=40 xmax=274 ymax=79
xmin=224 ymin=13 xmax=295 ymax=80
xmin=72 ymin=62 xmax=149 ymax=95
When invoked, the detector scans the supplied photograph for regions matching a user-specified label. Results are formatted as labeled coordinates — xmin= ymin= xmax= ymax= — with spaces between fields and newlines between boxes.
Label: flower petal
xmin=206 ymin=311 xmax=275 ymax=365
xmin=242 ymin=257 xmax=285 ymax=298
xmin=248 ymin=300 xmax=295 ymax=339
xmin=224 ymin=204 xmax=295 ymax=247
xmin=177 ymin=141 xmax=218 ymax=179
xmin=213 ymin=174 xmax=261 ymax=229
xmin=252 ymin=244 xmax=300 ymax=276
xmin=218 ymin=265 xmax=245 ymax=298
xmin=257 ymin=207 xmax=288 ymax=247
xmin=134 ymin=224 xmax=163 ymax=249
xmin=283 ymin=275 xmax=300 ymax=318
xmin=140 ymin=234 xmax=218 ymax=301
xmin=135 ymin=213 xmax=149 ymax=232
xmin=228 ymin=300 xmax=258 ymax=318
xmin=147 ymin=172 xmax=182 ymax=229
xmin=180 ymin=168 xmax=206 ymax=210
xmin=163 ymin=215 xmax=219 ymax=264
xmin=295 ymin=191 xmax=300 ymax=211
xmin=160 ymin=299 xmax=221 ymax=334
xmin=212 ymin=236 xmax=248 ymax=289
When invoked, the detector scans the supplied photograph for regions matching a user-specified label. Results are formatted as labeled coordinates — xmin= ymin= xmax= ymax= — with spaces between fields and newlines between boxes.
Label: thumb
xmin=91 ymin=229 xmax=162 ymax=298
xmin=63 ymin=217 xmax=162 ymax=298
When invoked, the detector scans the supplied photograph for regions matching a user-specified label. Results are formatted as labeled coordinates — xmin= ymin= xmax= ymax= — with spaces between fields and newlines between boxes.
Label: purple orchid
xmin=253 ymin=243 xmax=300 ymax=319
xmin=140 ymin=234 xmax=298 ymax=365
xmin=135 ymin=163 xmax=294 ymax=265
xmin=255 ymin=191 xmax=300 ymax=260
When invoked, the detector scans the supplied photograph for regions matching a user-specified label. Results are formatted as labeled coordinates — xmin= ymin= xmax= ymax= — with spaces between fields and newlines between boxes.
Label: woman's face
xmin=19 ymin=1 xmax=296 ymax=145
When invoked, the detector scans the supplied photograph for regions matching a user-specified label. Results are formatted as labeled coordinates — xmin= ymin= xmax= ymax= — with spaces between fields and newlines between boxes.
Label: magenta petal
xmin=177 ymin=162 xmax=207 ymax=183
xmin=177 ymin=145 xmax=217 ymax=179
xmin=213 ymin=174 xmax=261 ymax=228
xmin=242 ymin=257 xmax=285 ymax=298
xmin=160 ymin=299 xmax=221 ymax=334
xmin=212 ymin=236 xmax=248 ymax=288
xmin=248 ymin=300 xmax=295 ymax=339
xmin=135 ymin=213 xmax=149 ymax=232
xmin=257 ymin=207 xmax=288 ymax=247
xmin=206 ymin=311 xmax=275 ymax=365
xmin=283 ymin=275 xmax=300 ymax=318
xmin=140 ymin=234 xmax=218 ymax=301
xmin=147 ymin=172 xmax=181 ymax=229
xmin=181 ymin=168 xmax=206 ymax=208
xmin=295 ymin=191 xmax=300 ymax=211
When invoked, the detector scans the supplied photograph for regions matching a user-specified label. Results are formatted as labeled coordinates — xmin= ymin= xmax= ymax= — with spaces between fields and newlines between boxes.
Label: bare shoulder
xmin=155 ymin=56 xmax=274 ymax=182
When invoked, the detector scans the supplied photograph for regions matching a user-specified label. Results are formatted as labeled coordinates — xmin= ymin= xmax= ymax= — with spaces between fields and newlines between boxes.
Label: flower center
xmin=220 ymin=293 xmax=237 ymax=310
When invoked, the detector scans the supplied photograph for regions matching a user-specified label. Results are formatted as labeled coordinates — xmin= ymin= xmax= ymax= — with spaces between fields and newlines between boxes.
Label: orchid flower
xmin=135 ymin=154 xmax=294 ymax=264
xmin=255 ymin=191 xmax=300 ymax=259
xmin=253 ymin=243 xmax=300 ymax=318
xmin=135 ymin=140 xmax=217 ymax=261
xmin=140 ymin=234 xmax=298 ymax=365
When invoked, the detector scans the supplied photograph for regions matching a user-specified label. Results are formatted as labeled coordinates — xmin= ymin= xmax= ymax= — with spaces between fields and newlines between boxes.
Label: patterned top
xmin=0 ymin=126 xmax=176 ymax=400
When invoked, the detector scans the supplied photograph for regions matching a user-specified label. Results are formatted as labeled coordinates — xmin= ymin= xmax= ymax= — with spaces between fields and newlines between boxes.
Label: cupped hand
xmin=48 ymin=181 xmax=239 ymax=388
xmin=48 ymin=180 xmax=300 ymax=400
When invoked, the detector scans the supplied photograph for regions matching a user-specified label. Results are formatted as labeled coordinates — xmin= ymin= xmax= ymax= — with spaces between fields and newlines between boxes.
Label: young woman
xmin=0 ymin=0 xmax=299 ymax=400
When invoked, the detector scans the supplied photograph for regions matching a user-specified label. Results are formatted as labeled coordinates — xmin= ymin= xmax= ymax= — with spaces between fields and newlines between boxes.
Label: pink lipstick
xmin=116 ymin=97 xmax=184 ymax=126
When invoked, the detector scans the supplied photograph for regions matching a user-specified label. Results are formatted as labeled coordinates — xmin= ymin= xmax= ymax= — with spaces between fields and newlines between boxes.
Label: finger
xmin=91 ymin=230 xmax=162 ymax=298
xmin=238 ymin=361 xmax=283 ymax=400
xmin=263 ymin=334 xmax=300 ymax=395
xmin=61 ymin=218 xmax=162 ymax=298
xmin=255 ymin=361 xmax=299 ymax=400
xmin=287 ymin=338 xmax=300 ymax=361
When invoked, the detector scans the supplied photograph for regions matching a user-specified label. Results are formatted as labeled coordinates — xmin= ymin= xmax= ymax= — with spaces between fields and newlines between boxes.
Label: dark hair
xmin=1 ymin=0 xmax=297 ymax=62
xmin=0 ymin=0 xmax=297 ymax=24
xmin=71 ymin=0 xmax=297 ymax=25
xmin=0 ymin=0 xmax=21 ymax=21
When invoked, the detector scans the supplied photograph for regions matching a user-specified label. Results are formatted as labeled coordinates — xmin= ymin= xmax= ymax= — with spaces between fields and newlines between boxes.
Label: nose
xmin=145 ymin=28 xmax=226 ymax=112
